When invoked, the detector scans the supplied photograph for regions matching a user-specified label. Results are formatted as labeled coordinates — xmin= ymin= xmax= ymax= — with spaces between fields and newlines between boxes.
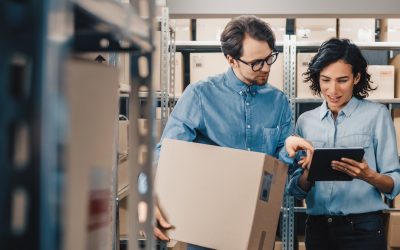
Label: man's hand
xmin=154 ymin=206 xmax=172 ymax=241
xmin=285 ymin=136 xmax=314 ymax=169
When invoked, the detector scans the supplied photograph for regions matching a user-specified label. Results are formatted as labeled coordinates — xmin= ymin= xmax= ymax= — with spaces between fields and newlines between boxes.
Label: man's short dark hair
xmin=220 ymin=15 xmax=275 ymax=58
xmin=304 ymin=38 xmax=375 ymax=98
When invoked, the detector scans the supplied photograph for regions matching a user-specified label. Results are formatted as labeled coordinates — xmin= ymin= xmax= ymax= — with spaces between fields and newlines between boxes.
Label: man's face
xmin=229 ymin=34 xmax=273 ymax=86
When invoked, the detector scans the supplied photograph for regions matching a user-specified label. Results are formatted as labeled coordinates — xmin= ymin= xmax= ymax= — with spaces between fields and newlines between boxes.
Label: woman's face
xmin=319 ymin=60 xmax=360 ymax=115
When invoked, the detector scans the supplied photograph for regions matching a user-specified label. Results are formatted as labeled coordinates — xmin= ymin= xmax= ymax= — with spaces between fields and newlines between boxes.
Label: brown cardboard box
xmin=119 ymin=197 xmax=128 ymax=236
xmin=172 ymin=19 xmax=192 ymax=41
xmin=263 ymin=18 xmax=286 ymax=42
xmin=196 ymin=18 xmax=231 ymax=41
xmin=167 ymin=241 xmax=188 ymax=250
xmin=380 ymin=19 xmax=400 ymax=42
xmin=296 ymin=19 xmax=337 ymax=42
xmin=387 ymin=212 xmax=400 ymax=247
xmin=394 ymin=195 xmax=400 ymax=208
xmin=155 ymin=139 xmax=288 ymax=250
xmin=394 ymin=109 xmax=400 ymax=157
xmin=367 ymin=65 xmax=395 ymax=99
xmin=274 ymin=241 xmax=282 ymax=250
xmin=391 ymin=55 xmax=400 ymax=98
xmin=268 ymin=53 xmax=284 ymax=91
xmin=296 ymin=53 xmax=321 ymax=99
xmin=64 ymin=58 xmax=119 ymax=250
xmin=190 ymin=53 xmax=229 ymax=83
xmin=339 ymin=19 xmax=375 ymax=42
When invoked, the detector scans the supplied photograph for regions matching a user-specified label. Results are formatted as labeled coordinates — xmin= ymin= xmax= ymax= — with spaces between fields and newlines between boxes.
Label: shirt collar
xmin=319 ymin=96 xmax=360 ymax=120
xmin=225 ymin=67 xmax=266 ymax=95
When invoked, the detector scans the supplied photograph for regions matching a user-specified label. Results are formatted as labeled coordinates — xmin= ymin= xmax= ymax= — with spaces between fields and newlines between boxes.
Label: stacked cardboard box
xmin=367 ymin=65 xmax=395 ymax=99
xmin=196 ymin=18 xmax=231 ymax=41
xmin=380 ymin=19 xmax=400 ymax=42
xmin=263 ymin=18 xmax=286 ymax=42
xmin=387 ymin=212 xmax=400 ymax=249
xmin=339 ymin=19 xmax=375 ymax=42
xmin=296 ymin=53 xmax=320 ymax=99
xmin=189 ymin=53 xmax=229 ymax=84
xmin=296 ymin=19 xmax=337 ymax=42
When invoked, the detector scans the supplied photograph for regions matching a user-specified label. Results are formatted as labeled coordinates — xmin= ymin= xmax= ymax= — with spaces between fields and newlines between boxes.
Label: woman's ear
xmin=354 ymin=73 xmax=361 ymax=85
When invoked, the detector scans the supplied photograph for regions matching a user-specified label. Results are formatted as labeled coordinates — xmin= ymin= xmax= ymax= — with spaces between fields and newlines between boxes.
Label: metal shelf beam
xmin=167 ymin=0 xmax=400 ymax=18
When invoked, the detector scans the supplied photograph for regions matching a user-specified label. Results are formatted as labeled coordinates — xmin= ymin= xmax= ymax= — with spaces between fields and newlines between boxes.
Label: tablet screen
xmin=307 ymin=147 xmax=365 ymax=182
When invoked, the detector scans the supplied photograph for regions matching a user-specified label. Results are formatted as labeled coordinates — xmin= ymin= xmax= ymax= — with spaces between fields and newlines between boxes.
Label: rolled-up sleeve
xmin=286 ymin=167 xmax=308 ymax=199
xmin=374 ymin=106 xmax=400 ymax=199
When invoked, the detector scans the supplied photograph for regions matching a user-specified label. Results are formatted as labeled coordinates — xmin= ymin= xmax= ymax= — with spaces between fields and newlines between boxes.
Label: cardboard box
xmin=367 ymin=65 xmax=395 ymax=99
xmin=339 ymin=19 xmax=375 ymax=42
xmin=64 ymin=58 xmax=119 ymax=250
xmin=172 ymin=19 xmax=192 ymax=41
xmin=387 ymin=212 xmax=400 ymax=247
xmin=155 ymin=139 xmax=288 ymax=250
xmin=394 ymin=195 xmax=400 ymax=208
xmin=391 ymin=54 xmax=400 ymax=98
xmin=380 ymin=19 xmax=400 ymax=42
xmin=118 ymin=197 xmax=128 ymax=236
xmin=190 ymin=53 xmax=229 ymax=83
xmin=296 ymin=53 xmax=321 ymax=99
xmin=274 ymin=241 xmax=282 ymax=250
xmin=268 ymin=53 xmax=284 ymax=91
xmin=296 ymin=19 xmax=337 ymax=42
xmin=196 ymin=18 xmax=231 ymax=41
xmin=263 ymin=18 xmax=286 ymax=42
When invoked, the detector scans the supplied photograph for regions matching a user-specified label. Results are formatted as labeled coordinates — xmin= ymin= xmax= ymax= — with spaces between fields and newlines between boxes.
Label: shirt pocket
xmin=336 ymin=134 xmax=371 ymax=149
xmin=263 ymin=127 xmax=280 ymax=155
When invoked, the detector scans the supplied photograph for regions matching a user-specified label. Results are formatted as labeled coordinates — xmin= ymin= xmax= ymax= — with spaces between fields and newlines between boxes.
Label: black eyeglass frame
xmin=235 ymin=50 xmax=279 ymax=72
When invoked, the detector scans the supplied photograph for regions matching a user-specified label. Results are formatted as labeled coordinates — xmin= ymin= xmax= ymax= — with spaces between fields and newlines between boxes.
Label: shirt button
xmin=247 ymin=125 xmax=251 ymax=128
xmin=247 ymin=148 xmax=251 ymax=151
xmin=252 ymin=92 xmax=256 ymax=95
xmin=246 ymin=102 xmax=249 ymax=106
xmin=239 ymin=91 xmax=243 ymax=95
xmin=327 ymin=218 xmax=333 ymax=223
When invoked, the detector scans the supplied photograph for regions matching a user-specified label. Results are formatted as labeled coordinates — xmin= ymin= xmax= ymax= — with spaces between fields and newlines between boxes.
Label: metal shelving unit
xmin=0 ymin=1 xmax=156 ymax=250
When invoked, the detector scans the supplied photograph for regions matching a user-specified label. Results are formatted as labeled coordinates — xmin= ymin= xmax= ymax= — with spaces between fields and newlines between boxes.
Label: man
xmin=154 ymin=15 xmax=312 ymax=250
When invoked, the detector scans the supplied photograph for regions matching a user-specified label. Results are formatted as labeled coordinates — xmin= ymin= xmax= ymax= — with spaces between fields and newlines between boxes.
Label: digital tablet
xmin=307 ymin=147 xmax=365 ymax=182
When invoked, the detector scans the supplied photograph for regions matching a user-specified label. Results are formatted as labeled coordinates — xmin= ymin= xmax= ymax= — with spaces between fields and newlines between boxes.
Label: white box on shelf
xmin=190 ymin=53 xmax=229 ymax=84
xmin=367 ymin=65 xmax=394 ymax=99
xmin=339 ymin=19 xmax=375 ymax=42
xmin=296 ymin=19 xmax=337 ymax=42
xmin=196 ymin=18 xmax=231 ymax=41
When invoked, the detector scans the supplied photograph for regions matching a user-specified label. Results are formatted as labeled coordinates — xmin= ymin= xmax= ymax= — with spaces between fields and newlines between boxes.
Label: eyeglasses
xmin=235 ymin=51 xmax=279 ymax=72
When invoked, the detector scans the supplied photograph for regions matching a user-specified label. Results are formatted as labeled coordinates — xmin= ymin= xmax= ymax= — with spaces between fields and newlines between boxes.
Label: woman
xmin=287 ymin=38 xmax=400 ymax=250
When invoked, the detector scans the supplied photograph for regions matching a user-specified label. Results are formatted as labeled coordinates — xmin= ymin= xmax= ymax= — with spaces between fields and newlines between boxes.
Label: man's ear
xmin=226 ymin=55 xmax=237 ymax=67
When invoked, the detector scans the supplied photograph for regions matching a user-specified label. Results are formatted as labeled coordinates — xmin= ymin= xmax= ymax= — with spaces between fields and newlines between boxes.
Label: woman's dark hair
xmin=304 ymin=38 xmax=374 ymax=98
xmin=220 ymin=15 xmax=275 ymax=58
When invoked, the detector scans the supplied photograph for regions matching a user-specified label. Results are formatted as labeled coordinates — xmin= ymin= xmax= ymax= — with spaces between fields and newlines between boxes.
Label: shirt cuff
xmin=382 ymin=172 xmax=400 ymax=200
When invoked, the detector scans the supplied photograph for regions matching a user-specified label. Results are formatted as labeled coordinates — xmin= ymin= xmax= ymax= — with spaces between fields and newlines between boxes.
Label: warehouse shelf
xmin=73 ymin=0 xmax=152 ymax=52
xmin=175 ymin=40 xmax=284 ymax=52
xmin=295 ymin=41 xmax=400 ymax=51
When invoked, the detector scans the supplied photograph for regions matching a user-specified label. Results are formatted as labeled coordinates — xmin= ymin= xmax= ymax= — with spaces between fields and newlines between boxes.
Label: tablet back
xmin=307 ymin=147 xmax=365 ymax=182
